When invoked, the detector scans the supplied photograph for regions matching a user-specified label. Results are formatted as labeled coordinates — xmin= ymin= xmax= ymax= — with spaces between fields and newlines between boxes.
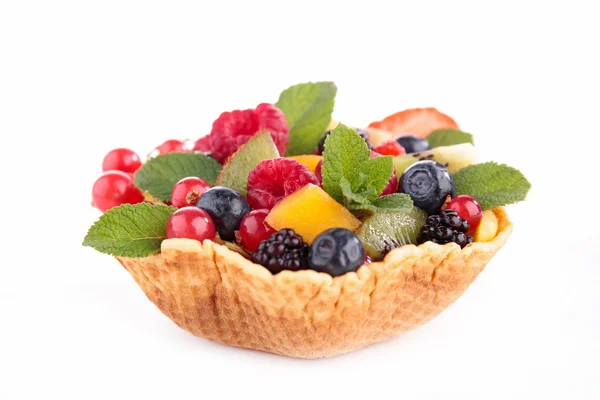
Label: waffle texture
xmin=117 ymin=208 xmax=512 ymax=358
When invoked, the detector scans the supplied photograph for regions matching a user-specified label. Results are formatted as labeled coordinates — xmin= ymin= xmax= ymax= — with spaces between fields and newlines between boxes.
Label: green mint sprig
xmin=348 ymin=194 xmax=413 ymax=214
xmin=134 ymin=152 xmax=221 ymax=202
xmin=453 ymin=162 xmax=531 ymax=210
xmin=82 ymin=203 xmax=176 ymax=257
xmin=426 ymin=128 xmax=474 ymax=148
xmin=321 ymin=123 xmax=412 ymax=213
xmin=275 ymin=81 xmax=337 ymax=156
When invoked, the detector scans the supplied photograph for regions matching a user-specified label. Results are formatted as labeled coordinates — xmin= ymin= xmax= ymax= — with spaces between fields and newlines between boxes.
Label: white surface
xmin=1 ymin=1 xmax=599 ymax=399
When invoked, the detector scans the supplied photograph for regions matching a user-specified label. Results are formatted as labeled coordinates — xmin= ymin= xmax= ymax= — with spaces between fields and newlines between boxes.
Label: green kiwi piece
xmin=216 ymin=131 xmax=279 ymax=196
xmin=393 ymin=143 xmax=477 ymax=176
xmin=357 ymin=207 xmax=427 ymax=260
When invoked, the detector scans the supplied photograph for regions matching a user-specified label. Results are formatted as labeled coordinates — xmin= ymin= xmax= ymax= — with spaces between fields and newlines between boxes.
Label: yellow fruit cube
xmin=326 ymin=120 xmax=339 ymax=131
xmin=266 ymin=184 xmax=361 ymax=244
xmin=287 ymin=155 xmax=322 ymax=173
xmin=474 ymin=210 xmax=499 ymax=242
xmin=366 ymin=127 xmax=394 ymax=147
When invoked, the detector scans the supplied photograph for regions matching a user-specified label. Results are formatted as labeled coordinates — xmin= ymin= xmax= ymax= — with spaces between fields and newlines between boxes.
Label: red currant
xmin=237 ymin=209 xmax=276 ymax=252
xmin=92 ymin=171 xmax=145 ymax=212
xmin=166 ymin=207 xmax=216 ymax=242
xmin=373 ymin=141 xmax=406 ymax=156
xmin=171 ymin=177 xmax=211 ymax=208
xmin=444 ymin=195 xmax=483 ymax=234
xmin=155 ymin=139 xmax=186 ymax=155
xmin=102 ymin=148 xmax=142 ymax=174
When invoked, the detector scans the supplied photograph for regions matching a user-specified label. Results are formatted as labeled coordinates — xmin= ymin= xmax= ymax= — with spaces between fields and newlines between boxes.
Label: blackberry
xmin=418 ymin=209 xmax=473 ymax=248
xmin=251 ymin=228 xmax=309 ymax=274
xmin=317 ymin=128 xmax=371 ymax=155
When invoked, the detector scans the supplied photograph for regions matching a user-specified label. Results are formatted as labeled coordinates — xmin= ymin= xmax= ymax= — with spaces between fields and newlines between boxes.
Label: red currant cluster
xmin=166 ymin=177 xmax=214 ymax=243
xmin=92 ymin=141 xmax=280 ymax=251
xmin=168 ymin=186 xmax=277 ymax=252
xmin=167 ymin=181 xmax=281 ymax=251
xmin=92 ymin=148 xmax=145 ymax=212
xmin=91 ymin=139 xmax=191 ymax=212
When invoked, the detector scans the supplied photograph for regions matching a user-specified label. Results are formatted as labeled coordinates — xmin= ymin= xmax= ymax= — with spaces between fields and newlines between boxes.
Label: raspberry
xmin=247 ymin=158 xmax=319 ymax=210
xmin=418 ymin=209 xmax=473 ymax=248
xmin=208 ymin=103 xmax=288 ymax=163
xmin=251 ymin=228 xmax=308 ymax=274
xmin=315 ymin=159 xmax=323 ymax=184
xmin=193 ymin=135 xmax=212 ymax=154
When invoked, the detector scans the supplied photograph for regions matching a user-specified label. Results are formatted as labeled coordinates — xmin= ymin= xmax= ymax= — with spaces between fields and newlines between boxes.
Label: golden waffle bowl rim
xmin=116 ymin=207 xmax=512 ymax=358
xmin=141 ymin=207 xmax=511 ymax=283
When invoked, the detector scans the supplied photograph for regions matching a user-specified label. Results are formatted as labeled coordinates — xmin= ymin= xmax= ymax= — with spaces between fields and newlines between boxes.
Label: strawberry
xmin=368 ymin=108 xmax=458 ymax=138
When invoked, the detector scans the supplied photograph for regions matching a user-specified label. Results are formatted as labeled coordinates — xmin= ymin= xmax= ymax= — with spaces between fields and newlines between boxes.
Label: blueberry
xmin=308 ymin=228 xmax=365 ymax=277
xmin=196 ymin=186 xmax=251 ymax=241
xmin=399 ymin=160 xmax=455 ymax=215
xmin=396 ymin=135 xmax=431 ymax=154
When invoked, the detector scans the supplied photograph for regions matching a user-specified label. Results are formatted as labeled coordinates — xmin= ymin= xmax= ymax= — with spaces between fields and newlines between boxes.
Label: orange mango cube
xmin=474 ymin=210 xmax=499 ymax=242
xmin=266 ymin=184 xmax=361 ymax=244
xmin=287 ymin=155 xmax=322 ymax=173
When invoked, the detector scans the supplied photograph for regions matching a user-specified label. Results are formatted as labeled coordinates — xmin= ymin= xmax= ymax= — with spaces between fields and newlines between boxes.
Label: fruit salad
xmin=84 ymin=82 xmax=530 ymax=277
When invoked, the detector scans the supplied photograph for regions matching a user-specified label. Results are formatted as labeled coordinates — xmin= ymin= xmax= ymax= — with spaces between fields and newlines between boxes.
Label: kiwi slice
xmin=357 ymin=207 xmax=427 ymax=260
xmin=393 ymin=143 xmax=476 ymax=176
xmin=216 ymin=132 xmax=279 ymax=196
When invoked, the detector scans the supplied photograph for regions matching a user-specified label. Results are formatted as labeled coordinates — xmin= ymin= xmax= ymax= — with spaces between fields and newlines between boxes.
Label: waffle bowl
xmin=116 ymin=207 xmax=512 ymax=358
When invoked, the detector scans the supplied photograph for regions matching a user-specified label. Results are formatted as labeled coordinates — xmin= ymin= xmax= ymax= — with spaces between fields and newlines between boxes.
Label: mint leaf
xmin=216 ymin=131 xmax=279 ymax=196
xmin=372 ymin=194 xmax=413 ymax=210
xmin=340 ymin=179 xmax=370 ymax=205
xmin=453 ymin=162 xmax=531 ymax=210
xmin=426 ymin=128 xmax=474 ymax=148
xmin=134 ymin=153 xmax=221 ymax=202
xmin=83 ymin=203 xmax=176 ymax=257
xmin=322 ymin=124 xmax=394 ymax=206
xmin=348 ymin=194 xmax=413 ymax=214
xmin=322 ymin=124 xmax=370 ymax=204
xmin=361 ymin=156 xmax=395 ymax=199
xmin=276 ymin=82 xmax=337 ymax=156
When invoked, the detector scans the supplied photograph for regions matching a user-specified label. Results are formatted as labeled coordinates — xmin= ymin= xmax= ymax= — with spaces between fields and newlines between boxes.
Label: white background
xmin=1 ymin=1 xmax=599 ymax=399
